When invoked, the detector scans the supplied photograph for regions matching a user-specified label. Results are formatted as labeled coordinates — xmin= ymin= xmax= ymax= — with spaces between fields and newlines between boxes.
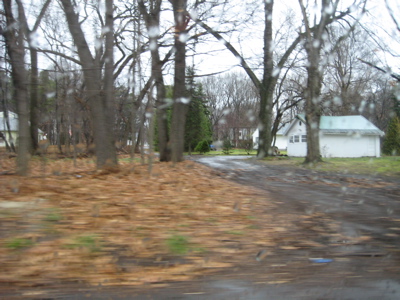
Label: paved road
xmin=4 ymin=156 xmax=400 ymax=299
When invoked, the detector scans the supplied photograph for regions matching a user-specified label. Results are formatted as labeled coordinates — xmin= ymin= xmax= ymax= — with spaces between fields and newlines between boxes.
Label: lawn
xmin=261 ymin=155 xmax=400 ymax=177
xmin=187 ymin=148 xmax=257 ymax=156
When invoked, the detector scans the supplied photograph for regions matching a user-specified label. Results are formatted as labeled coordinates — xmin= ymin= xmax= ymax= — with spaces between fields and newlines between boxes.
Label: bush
xmin=195 ymin=140 xmax=211 ymax=154
xmin=222 ymin=139 xmax=233 ymax=155
xmin=238 ymin=139 xmax=253 ymax=155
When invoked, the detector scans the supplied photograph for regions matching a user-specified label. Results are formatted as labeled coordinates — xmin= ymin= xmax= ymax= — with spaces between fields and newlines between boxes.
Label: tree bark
xmin=169 ymin=0 xmax=189 ymax=163
xmin=257 ymin=0 xmax=274 ymax=158
xmin=1 ymin=0 xmax=30 ymax=175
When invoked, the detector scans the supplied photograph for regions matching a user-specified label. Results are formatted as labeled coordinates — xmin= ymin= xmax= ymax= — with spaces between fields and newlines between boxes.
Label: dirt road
xmin=187 ymin=156 xmax=400 ymax=299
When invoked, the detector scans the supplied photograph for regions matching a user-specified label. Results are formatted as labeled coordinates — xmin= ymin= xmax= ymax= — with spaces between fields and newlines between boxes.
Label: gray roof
xmin=285 ymin=115 xmax=384 ymax=136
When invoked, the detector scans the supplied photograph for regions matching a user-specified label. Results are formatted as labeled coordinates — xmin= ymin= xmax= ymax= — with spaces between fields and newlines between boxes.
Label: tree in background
xmin=185 ymin=68 xmax=212 ymax=154
xmin=383 ymin=116 xmax=400 ymax=155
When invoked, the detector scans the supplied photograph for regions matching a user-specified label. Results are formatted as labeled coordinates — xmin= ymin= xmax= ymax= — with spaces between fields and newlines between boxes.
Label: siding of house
xmin=320 ymin=134 xmax=380 ymax=158
xmin=286 ymin=120 xmax=307 ymax=156
xmin=252 ymin=126 xmax=289 ymax=150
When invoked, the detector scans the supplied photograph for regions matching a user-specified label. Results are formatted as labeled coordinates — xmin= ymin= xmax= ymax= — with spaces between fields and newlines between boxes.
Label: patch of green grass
xmin=316 ymin=156 xmax=400 ymax=176
xmin=5 ymin=238 xmax=34 ymax=250
xmin=226 ymin=230 xmax=244 ymax=235
xmin=246 ymin=224 xmax=260 ymax=230
xmin=166 ymin=235 xmax=189 ymax=255
xmin=260 ymin=155 xmax=400 ymax=177
xmin=43 ymin=208 xmax=63 ymax=222
xmin=64 ymin=235 xmax=102 ymax=252
xmin=188 ymin=148 xmax=257 ymax=156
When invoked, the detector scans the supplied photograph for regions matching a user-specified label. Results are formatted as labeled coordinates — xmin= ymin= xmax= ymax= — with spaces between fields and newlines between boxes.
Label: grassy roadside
xmin=187 ymin=148 xmax=257 ymax=156
xmin=187 ymin=147 xmax=400 ymax=177
xmin=261 ymin=155 xmax=400 ymax=177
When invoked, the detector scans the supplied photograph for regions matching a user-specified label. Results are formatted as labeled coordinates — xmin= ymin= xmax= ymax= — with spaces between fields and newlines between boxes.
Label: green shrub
xmin=238 ymin=139 xmax=253 ymax=154
xmin=383 ymin=116 xmax=400 ymax=155
xmin=194 ymin=140 xmax=211 ymax=154
xmin=222 ymin=139 xmax=233 ymax=155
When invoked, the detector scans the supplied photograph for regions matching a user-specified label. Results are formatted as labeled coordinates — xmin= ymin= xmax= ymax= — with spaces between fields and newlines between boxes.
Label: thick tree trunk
xmin=170 ymin=0 xmax=188 ymax=163
xmin=304 ymin=51 xmax=322 ymax=164
xmin=102 ymin=0 xmax=118 ymax=167
xmin=257 ymin=0 xmax=274 ymax=158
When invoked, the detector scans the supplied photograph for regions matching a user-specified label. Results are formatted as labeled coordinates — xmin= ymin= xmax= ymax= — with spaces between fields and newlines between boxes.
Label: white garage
xmin=285 ymin=115 xmax=384 ymax=158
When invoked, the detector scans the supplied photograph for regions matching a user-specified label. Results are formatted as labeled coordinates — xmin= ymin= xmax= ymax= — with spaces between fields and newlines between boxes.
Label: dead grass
xmin=0 ymin=151 xmax=296 ymax=287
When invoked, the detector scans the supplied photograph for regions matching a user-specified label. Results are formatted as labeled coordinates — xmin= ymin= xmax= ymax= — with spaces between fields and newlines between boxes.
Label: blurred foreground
xmin=1 ymin=153 xmax=400 ymax=299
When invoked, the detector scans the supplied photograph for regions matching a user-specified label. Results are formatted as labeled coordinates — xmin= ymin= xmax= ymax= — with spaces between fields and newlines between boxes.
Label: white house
xmin=284 ymin=115 xmax=385 ymax=158
xmin=252 ymin=123 xmax=290 ymax=150
xmin=0 ymin=111 xmax=45 ymax=147
xmin=0 ymin=111 xmax=19 ymax=147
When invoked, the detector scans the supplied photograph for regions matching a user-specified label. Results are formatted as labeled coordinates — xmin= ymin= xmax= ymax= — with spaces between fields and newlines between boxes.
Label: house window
xmin=294 ymin=135 xmax=299 ymax=143
xmin=289 ymin=136 xmax=294 ymax=143
xmin=301 ymin=135 xmax=307 ymax=142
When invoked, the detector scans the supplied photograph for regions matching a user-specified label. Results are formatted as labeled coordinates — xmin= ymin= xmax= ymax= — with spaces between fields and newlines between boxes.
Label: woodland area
xmin=0 ymin=0 xmax=400 ymax=172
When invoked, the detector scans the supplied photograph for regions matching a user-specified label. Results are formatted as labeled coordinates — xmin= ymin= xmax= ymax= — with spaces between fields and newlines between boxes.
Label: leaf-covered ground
xmin=0 ymin=153 xmax=298 ymax=288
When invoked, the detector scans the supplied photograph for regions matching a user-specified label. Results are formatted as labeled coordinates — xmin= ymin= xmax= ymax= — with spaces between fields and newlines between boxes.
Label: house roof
xmin=284 ymin=115 xmax=384 ymax=136
xmin=0 ymin=111 xmax=18 ymax=131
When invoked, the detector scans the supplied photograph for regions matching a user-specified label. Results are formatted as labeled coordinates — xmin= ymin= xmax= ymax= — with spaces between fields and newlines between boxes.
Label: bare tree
xmin=16 ymin=0 xmax=51 ymax=152
xmin=138 ymin=0 xmax=170 ymax=161
xmin=60 ymin=0 xmax=118 ymax=169
xmin=298 ymin=0 xmax=367 ymax=164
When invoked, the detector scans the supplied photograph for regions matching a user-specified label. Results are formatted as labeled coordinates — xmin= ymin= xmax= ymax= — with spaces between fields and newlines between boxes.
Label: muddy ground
xmin=1 ymin=155 xmax=400 ymax=299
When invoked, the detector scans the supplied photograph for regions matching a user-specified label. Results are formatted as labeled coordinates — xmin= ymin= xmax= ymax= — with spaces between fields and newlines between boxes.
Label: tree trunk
xmin=257 ymin=0 xmax=274 ymax=158
xmin=1 ymin=0 xmax=30 ymax=175
xmin=170 ymin=0 xmax=189 ymax=163
xmin=29 ymin=48 xmax=39 ymax=152
xmin=303 ymin=47 xmax=322 ymax=163
xmin=102 ymin=0 xmax=118 ymax=167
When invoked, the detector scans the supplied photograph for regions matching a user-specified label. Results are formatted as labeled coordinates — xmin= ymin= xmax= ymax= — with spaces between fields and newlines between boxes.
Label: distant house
xmin=0 ymin=111 xmax=18 ymax=147
xmin=252 ymin=123 xmax=290 ymax=150
xmin=284 ymin=115 xmax=384 ymax=158
xmin=229 ymin=127 xmax=255 ymax=147
xmin=0 ymin=111 xmax=45 ymax=147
